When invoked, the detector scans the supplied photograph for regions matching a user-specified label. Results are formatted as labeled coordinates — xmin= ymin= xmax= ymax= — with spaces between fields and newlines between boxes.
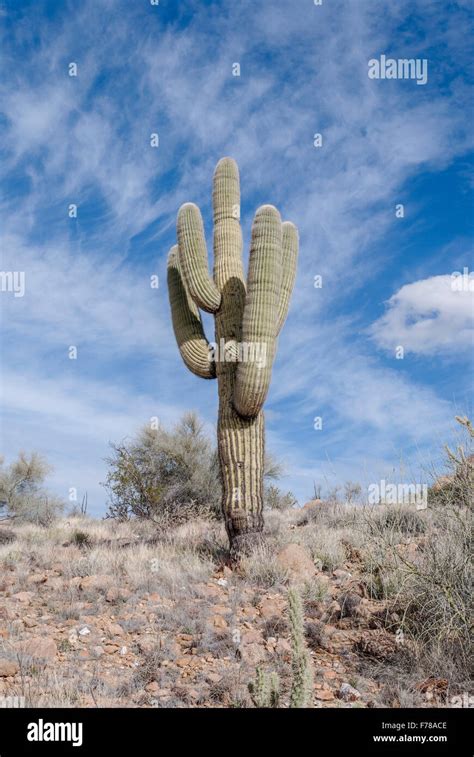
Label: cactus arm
xmin=233 ymin=205 xmax=282 ymax=418
xmin=167 ymin=245 xmax=216 ymax=379
xmin=276 ymin=221 xmax=298 ymax=335
xmin=212 ymin=158 xmax=246 ymax=371
xmin=177 ymin=203 xmax=221 ymax=313
xmin=212 ymin=157 xmax=246 ymax=304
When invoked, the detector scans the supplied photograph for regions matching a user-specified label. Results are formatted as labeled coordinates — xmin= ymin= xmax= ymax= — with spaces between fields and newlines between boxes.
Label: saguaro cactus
xmin=167 ymin=158 xmax=298 ymax=555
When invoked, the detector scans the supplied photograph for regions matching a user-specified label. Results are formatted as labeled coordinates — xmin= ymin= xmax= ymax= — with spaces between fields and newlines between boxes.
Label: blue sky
xmin=0 ymin=0 xmax=473 ymax=515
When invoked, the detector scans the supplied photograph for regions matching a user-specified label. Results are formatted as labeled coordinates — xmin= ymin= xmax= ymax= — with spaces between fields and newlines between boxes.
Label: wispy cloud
xmin=0 ymin=0 xmax=472 ymax=512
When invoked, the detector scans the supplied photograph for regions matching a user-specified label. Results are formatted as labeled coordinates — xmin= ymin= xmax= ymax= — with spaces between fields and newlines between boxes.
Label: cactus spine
xmin=167 ymin=158 xmax=298 ymax=555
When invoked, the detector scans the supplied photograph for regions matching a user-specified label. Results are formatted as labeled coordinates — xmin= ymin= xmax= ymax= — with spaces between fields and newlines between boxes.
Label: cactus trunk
xmin=167 ymin=158 xmax=298 ymax=556
xmin=217 ymin=395 xmax=265 ymax=555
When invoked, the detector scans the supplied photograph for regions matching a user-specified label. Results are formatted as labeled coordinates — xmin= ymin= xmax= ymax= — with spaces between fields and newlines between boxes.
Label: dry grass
xmin=0 ymin=448 xmax=471 ymax=709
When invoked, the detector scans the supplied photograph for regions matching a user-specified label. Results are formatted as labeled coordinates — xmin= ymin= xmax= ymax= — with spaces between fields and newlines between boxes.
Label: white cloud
xmin=370 ymin=274 xmax=474 ymax=356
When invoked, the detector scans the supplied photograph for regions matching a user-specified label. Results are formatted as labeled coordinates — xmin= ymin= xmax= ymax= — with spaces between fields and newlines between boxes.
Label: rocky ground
xmin=0 ymin=503 xmax=465 ymax=708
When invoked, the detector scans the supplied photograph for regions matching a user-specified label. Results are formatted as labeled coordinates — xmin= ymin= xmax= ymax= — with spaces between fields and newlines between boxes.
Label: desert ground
xmin=0 ymin=492 xmax=470 ymax=709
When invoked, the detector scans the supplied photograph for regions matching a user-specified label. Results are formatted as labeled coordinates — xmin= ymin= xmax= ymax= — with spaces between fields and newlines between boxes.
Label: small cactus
xmin=249 ymin=667 xmax=280 ymax=708
xmin=167 ymin=158 xmax=298 ymax=555
xmin=288 ymin=586 xmax=314 ymax=708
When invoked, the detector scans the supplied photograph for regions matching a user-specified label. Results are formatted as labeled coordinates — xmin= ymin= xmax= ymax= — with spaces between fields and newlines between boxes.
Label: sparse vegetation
xmin=0 ymin=452 xmax=64 ymax=526
xmin=0 ymin=418 xmax=470 ymax=708
xmin=103 ymin=412 xmax=221 ymax=525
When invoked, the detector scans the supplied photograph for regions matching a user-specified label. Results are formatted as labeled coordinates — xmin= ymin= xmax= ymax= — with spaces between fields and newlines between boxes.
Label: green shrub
xmin=103 ymin=412 xmax=221 ymax=524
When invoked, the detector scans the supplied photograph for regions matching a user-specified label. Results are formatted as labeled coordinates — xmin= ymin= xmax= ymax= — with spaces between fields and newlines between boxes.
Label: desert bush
xmin=103 ymin=412 xmax=221 ymax=524
xmin=299 ymin=526 xmax=346 ymax=571
xmin=71 ymin=529 xmax=92 ymax=548
xmin=368 ymin=505 xmax=426 ymax=536
xmin=264 ymin=484 xmax=297 ymax=511
xmin=240 ymin=544 xmax=289 ymax=588
xmin=103 ymin=414 xmax=292 ymax=526
xmin=263 ymin=455 xmax=297 ymax=511
xmin=0 ymin=452 xmax=64 ymax=526
xmin=343 ymin=481 xmax=362 ymax=504
xmin=395 ymin=507 xmax=471 ymax=674
xmin=0 ymin=528 xmax=16 ymax=545
xmin=428 ymin=416 xmax=474 ymax=509
xmin=357 ymin=418 xmax=473 ymax=689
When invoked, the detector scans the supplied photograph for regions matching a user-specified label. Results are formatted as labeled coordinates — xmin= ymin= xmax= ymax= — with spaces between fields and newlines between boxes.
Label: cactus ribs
xmin=167 ymin=158 xmax=298 ymax=557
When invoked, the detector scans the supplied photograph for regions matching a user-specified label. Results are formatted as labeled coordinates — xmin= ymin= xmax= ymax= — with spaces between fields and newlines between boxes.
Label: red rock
xmin=431 ymin=475 xmax=452 ymax=492
xmin=79 ymin=575 xmax=111 ymax=592
xmin=12 ymin=591 xmax=33 ymax=603
xmin=136 ymin=636 xmax=156 ymax=655
xmin=106 ymin=587 xmax=120 ymax=603
xmin=187 ymin=689 xmax=201 ymax=700
xmin=27 ymin=574 xmax=47 ymax=585
xmin=18 ymin=637 xmax=57 ymax=661
xmin=106 ymin=622 xmax=125 ymax=637
xmin=197 ymin=584 xmax=221 ymax=599
xmin=259 ymin=598 xmax=282 ymax=619
xmin=145 ymin=681 xmax=160 ymax=694
xmin=212 ymin=615 xmax=228 ymax=630
xmin=176 ymin=657 xmax=191 ymax=668
xmin=212 ymin=604 xmax=231 ymax=616
xmin=240 ymin=642 xmax=266 ymax=665
xmin=206 ymin=673 xmax=222 ymax=684
xmin=45 ymin=577 xmax=63 ymax=591
xmin=315 ymin=689 xmax=335 ymax=701
xmin=156 ymin=688 xmax=172 ymax=697
xmin=147 ymin=593 xmax=161 ymax=602
xmin=240 ymin=606 xmax=258 ymax=620
xmin=276 ymin=543 xmax=315 ymax=581
xmin=241 ymin=630 xmax=262 ymax=645
xmin=0 ymin=659 xmax=19 ymax=677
